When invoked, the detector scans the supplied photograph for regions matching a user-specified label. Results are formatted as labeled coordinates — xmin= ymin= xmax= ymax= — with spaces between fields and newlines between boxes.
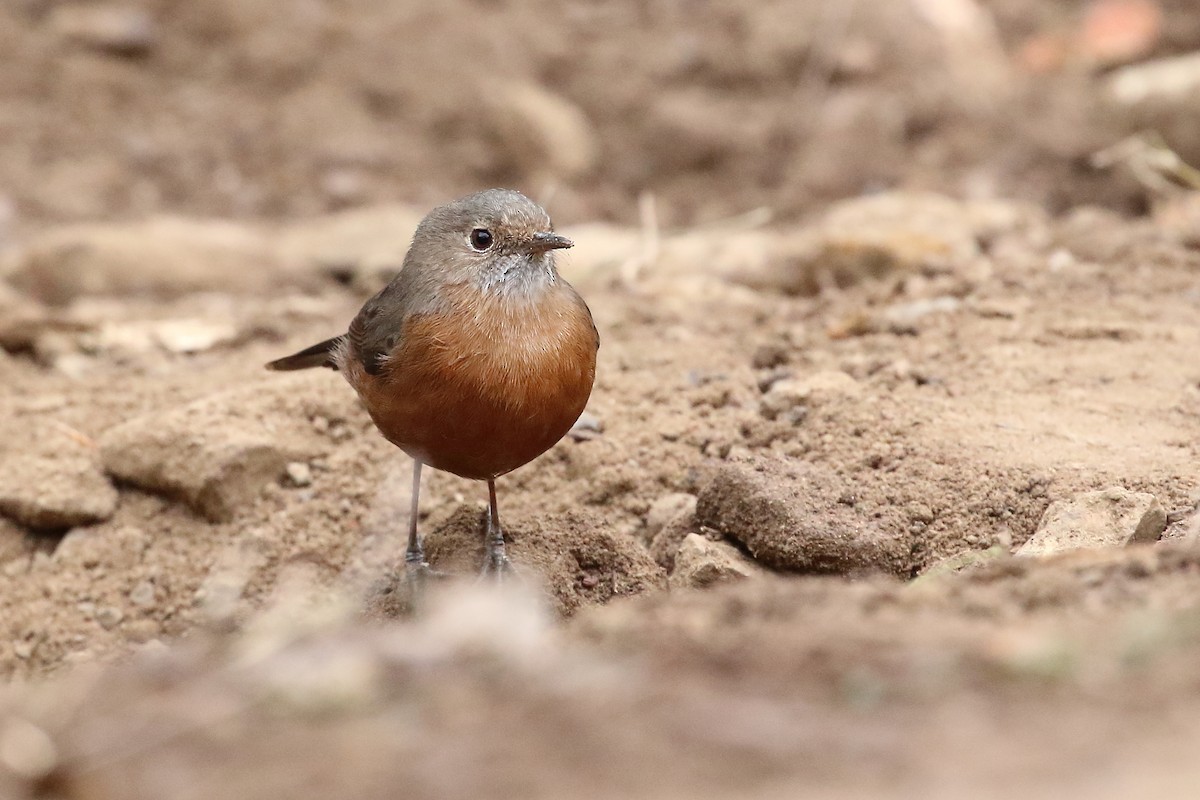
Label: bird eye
xmin=469 ymin=228 xmax=493 ymax=251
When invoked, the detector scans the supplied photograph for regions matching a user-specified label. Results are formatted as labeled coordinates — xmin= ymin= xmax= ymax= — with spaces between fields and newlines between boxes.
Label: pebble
xmin=643 ymin=493 xmax=697 ymax=543
xmin=129 ymin=580 xmax=157 ymax=609
xmin=285 ymin=462 xmax=313 ymax=487
xmin=669 ymin=534 xmax=760 ymax=590
xmin=1017 ymin=487 xmax=1167 ymax=557
xmin=95 ymin=606 xmax=124 ymax=630
xmin=12 ymin=640 xmax=33 ymax=660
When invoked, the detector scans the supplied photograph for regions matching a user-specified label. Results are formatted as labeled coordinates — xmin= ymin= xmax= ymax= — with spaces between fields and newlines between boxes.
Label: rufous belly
xmin=341 ymin=283 xmax=597 ymax=480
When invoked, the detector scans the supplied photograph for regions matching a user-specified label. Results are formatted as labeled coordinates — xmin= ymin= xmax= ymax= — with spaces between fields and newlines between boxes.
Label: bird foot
xmin=385 ymin=559 xmax=448 ymax=613
xmin=478 ymin=548 xmax=514 ymax=581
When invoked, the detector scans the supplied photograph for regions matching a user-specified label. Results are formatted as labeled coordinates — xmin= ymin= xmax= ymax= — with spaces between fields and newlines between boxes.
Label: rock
xmin=648 ymin=504 xmax=699 ymax=571
xmin=696 ymin=459 xmax=911 ymax=576
xmin=51 ymin=5 xmax=156 ymax=57
xmin=95 ymin=606 xmax=124 ymax=630
xmin=99 ymin=374 xmax=352 ymax=522
xmin=129 ymin=580 xmax=157 ymax=609
xmin=0 ymin=454 xmax=117 ymax=530
xmin=284 ymin=462 xmax=313 ymax=487
xmin=669 ymin=534 xmax=760 ymax=590
xmin=3 ymin=217 xmax=297 ymax=305
xmin=760 ymin=370 xmax=860 ymax=421
xmin=1017 ymin=488 xmax=1166 ymax=557
xmin=643 ymin=493 xmax=697 ymax=543
xmin=643 ymin=494 xmax=700 ymax=571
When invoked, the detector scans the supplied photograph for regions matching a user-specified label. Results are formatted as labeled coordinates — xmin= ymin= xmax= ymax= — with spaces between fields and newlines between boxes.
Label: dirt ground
xmin=3 ymin=0 xmax=1200 ymax=797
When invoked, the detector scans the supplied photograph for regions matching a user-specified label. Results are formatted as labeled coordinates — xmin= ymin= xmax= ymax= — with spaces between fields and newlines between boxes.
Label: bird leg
xmin=404 ymin=460 xmax=435 ymax=582
xmin=480 ymin=478 xmax=512 ymax=578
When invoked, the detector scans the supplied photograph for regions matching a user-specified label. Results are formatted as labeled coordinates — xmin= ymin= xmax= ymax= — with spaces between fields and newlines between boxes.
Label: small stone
xmin=12 ymin=640 xmax=33 ymax=660
xmin=669 ymin=534 xmax=760 ymax=589
xmin=95 ymin=606 xmax=124 ymax=630
xmin=0 ymin=454 xmax=117 ymax=530
xmin=129 ymin=580 xmax=157 ymax=609
xmin=643 ymin=493 xmax=697 ymax=543
xmin=1017 ymin=487 xmax=1167 ymax=557
xmin=648 ymin=502 xmax=700 ymax=571
xmin=284 ymin=462 xmax=313 ymax=487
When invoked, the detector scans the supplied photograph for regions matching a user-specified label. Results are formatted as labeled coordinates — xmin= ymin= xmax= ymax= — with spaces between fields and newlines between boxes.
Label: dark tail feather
xmin=266 ymin=336 xmax=342 ymax=371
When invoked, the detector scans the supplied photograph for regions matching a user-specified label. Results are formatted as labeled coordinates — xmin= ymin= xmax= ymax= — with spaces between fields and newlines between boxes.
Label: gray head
xmin=404 ymin=189 xmax=572 ymax=297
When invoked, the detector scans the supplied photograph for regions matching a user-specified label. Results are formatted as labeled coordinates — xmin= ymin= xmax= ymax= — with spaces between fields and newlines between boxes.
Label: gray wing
xmin=347 ymin=269 xmax=428 ymax=376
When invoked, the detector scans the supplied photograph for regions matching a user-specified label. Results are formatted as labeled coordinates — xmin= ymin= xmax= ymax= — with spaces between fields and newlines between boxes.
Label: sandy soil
xmin=2 ymin=1 xmax=1200 ymax=797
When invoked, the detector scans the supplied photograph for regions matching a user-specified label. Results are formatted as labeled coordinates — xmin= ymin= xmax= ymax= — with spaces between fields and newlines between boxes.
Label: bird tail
xmin=265 ymin=336 xmax=342 ymax=371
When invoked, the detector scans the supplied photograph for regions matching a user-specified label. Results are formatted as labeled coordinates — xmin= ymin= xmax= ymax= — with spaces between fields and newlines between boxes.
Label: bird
xmin=266 ymin=189 xmax=598 ymax=583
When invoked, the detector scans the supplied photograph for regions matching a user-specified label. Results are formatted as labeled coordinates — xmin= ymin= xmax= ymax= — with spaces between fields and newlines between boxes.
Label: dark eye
xmin=469 ymin=228 xmax=493 ymax=251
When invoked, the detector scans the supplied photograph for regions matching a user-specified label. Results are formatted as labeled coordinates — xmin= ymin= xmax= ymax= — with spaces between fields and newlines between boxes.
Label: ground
xmin=2 ymin=1 xmax=1200 ymax=797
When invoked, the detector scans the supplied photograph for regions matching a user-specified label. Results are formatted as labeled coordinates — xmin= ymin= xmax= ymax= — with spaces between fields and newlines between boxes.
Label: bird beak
xmin=529 ymin=232 xmax=573 ymax=252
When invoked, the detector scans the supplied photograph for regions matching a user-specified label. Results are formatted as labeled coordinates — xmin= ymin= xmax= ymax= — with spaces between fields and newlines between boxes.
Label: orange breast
xmin=343 ymin=282 xmax=597 ymax=480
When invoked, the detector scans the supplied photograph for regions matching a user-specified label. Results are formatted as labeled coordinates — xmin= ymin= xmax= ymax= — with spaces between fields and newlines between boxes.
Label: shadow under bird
xmin=267 ymin=189 xmax=598 ymax=580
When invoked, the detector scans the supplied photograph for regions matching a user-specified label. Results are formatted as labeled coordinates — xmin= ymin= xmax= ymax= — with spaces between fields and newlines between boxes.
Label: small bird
xmin=267 ymin=189 xmax=598 ymax=580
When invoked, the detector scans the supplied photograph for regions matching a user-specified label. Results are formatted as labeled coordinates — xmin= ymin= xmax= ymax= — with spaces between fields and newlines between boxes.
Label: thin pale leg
xmin=479 ymin=478 xmax=512 ymax=577
xmin=404 ymin=459 xmax=432 ymax=577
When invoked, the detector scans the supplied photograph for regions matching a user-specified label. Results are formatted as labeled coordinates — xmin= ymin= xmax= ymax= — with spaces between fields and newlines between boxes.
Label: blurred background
xmin=3 ymin=2 xmax=1200 ymax=799
xmin=3 ymin=0 xmax=1200 ymax=237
